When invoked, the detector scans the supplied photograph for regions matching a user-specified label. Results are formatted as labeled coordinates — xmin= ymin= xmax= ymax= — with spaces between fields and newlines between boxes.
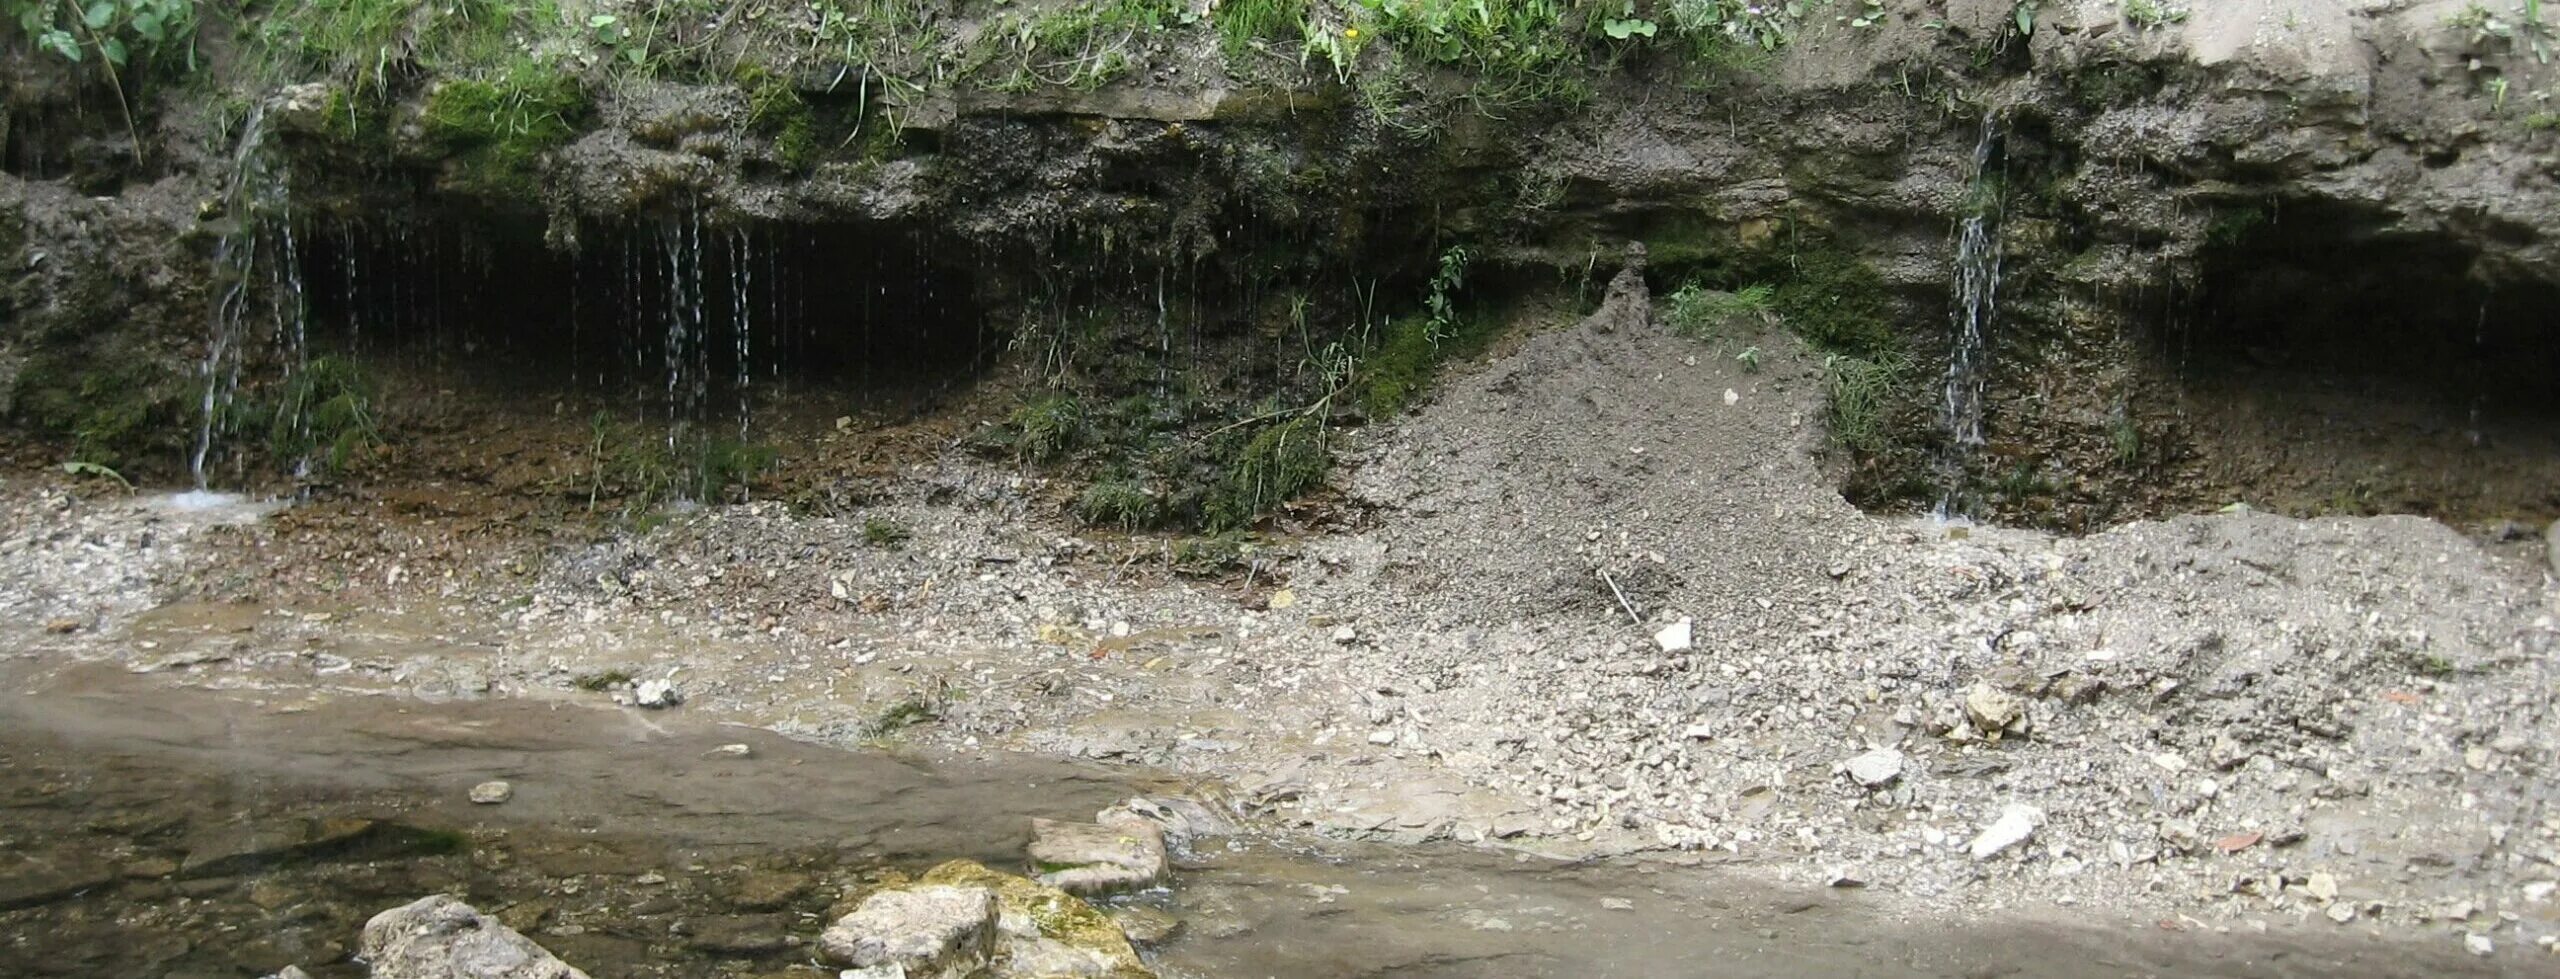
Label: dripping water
xmin=1934 ymin=112 xmax=2006 ymax=518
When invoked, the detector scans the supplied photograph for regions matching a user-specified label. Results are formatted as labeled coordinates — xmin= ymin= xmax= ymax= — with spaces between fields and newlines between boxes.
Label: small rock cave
xmin=2170 ymin=198 xmax=2560 ymax=520
xmin=290 ymin=215 xmax=1000 ymax=422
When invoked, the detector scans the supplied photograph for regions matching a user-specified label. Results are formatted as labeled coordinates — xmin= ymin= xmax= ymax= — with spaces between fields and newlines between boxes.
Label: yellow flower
xmin=1344 ymin=27 xmax=1360 ymax=38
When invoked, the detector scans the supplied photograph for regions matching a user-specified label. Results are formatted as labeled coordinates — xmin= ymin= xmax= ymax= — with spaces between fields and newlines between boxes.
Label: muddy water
xmin=0 ymin=664 xmax=2504 ymax=978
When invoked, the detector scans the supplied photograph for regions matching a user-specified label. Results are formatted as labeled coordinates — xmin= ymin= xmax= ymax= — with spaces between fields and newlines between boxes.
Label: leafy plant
xmin=7 ymin=0 xmax=197 ymax=155
xmin=1735 ymin=345 xmax=1763 ymax=373
xmin=59 ymin=459 xmax=134 ymax=491
xmin=1423 ymin=243 xmax=1469 ymax=345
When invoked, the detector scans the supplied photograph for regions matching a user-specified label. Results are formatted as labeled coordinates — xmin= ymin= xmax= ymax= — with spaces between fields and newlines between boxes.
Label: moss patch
xmin=916 ymin=860 xmax=1151 ymax=978
xmin=418 ymin=59 xmax=589 ymax=200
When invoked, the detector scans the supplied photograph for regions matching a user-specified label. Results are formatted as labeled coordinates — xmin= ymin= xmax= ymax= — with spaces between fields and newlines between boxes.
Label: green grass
xmin=1664 ymin=282 xmax=1774 ymax=338
xmin=261 ymin=356 xmax=382 ymax=475
xmin=1010 ymin=393 xmax=1086 ymax=463
xmin=1220 ymin=0 xmax=1305 ymax=56
xmin=1076 ymin=477 xmax=1162 ymax=530
xmin=1204 ymin=414 xmax=1327 ymax=531
xmin=1822 ymin=352 xmax=1908 ymax=454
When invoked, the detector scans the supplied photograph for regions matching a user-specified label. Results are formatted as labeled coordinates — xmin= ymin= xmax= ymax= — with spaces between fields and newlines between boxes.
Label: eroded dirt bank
xmin=4 ymin=303 xmax=2556 ymax=972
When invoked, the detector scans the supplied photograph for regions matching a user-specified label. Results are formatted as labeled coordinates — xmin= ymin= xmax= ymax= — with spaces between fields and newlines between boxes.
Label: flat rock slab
xmin=818 ymin=883 xmax=997 ymax=975
xmin=360 ymin=895 xmax=591 ymax=979
xmin=1028 ymin=816 xmax=1167 ymax=896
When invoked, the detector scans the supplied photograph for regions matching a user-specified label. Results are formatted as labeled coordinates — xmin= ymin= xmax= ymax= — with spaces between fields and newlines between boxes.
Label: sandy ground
xmin=3 ymin=306 xmax=2557 ymax=965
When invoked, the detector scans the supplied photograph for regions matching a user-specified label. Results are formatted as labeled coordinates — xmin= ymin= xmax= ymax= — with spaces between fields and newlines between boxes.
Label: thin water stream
xmin=0 ymin=661 xmax=2496 ymax=978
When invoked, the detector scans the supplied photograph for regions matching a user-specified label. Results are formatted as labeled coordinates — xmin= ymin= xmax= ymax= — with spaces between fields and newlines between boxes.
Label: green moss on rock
xmin=419 ymin=60 xmax=590 ymax=200
xmin=916 ymin=859 xmax=1154 ymax=979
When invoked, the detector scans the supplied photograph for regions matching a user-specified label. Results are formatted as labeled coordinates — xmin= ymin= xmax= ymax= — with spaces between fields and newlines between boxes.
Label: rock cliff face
xmin=3 ymin=0 xmax=2553 ymax=523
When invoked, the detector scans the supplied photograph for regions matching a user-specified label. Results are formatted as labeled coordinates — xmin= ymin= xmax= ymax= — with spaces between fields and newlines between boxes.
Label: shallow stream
xmin=0 ymin=658 xmax=2503 ymax=978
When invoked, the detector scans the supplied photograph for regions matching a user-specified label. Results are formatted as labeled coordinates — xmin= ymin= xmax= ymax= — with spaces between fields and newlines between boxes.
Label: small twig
xmin=1598 ymin=567 xmax=1642 ymax=625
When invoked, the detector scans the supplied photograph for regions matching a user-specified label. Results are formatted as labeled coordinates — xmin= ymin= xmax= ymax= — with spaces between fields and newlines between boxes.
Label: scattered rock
xmin=1653 ymin=618 xmax=1693 ymax=654
xmin=2326 ymin=902 xmax=2358 ymax=924
xmin=1968 ymin=804 xmax=2043 ymax=860
xmin=360 ymin=895 xmax=592 ymax=979
xmin=264 ymin=968 xmax=315 ymax=979
xmin=1841 ymin=748 xmax=1905 ymax=788
xmin=1961 ymin=684 xmax=2030 ymax=740
xmin=2524 ymin=880 xmax=2557 ymax=903
xmin=706 ymin=743 xmax=752 ymax=758
xmin=2305 ymin=871 xmax=2338 ymax=903
xmin=1600 ymin=897 xmax=1635 ymax=911
xmin=1028 ymin=813 xmax=1167 ymax=896
xmin=1826 ymin=867 xmax=1867 ymax=888
xmin=2548 ymin=520 xmax=2559 ymax=575
xmin=632 ymin=679 xmax=682 ymax=709
xmin=469 ymin=781 xmax=513 ymax=805
xmin=1367 ymin=730 xmax=1396 ymax=745
xmin=2465 ymin=932 xmax=2494 ymax=957
xmin=42 ymin=617 xmax=80 ymax=634
xmin=819 ymin=884 xmax=998 ymax=976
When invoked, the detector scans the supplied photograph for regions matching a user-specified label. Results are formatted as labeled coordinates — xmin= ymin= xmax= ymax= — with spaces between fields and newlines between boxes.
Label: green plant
xmin=1204 ymin=414 xmax=1327 ymax=531
xmin=1821 ymin=352 xmax=1907 ymax=454
xmin=59 ymin=460 xmax=134 ymax=491
xmin=860 ymin=516 xmax=912 ymax=548
xmin=417 ymin=57 xmax=589 ymax=197
xmin=1011 ymin=393 xmax=1086 ymax=463
xmin=1735 ymin=345 xmax=1763 ymax=373
xmin=1424 ymin=243 xmax=1469 ymax=345
xmin=7 ymin=0 xmax=197 ymax=155
xmin=2452 ymin=2 xmax=2555 ymax=61
xmin=2109 ymin=408 xmax=2141 ymax=466
xmin=1075 ymin=477 xmax=1162 ymax=530
xmin=2120 ymin=0 xmax=2187 ymax=29
xmin=1219 ymin=0 xmax=1304 ymax=56
xmin=1665 ymin=0 xmax=1797 ymax=54
xmin=1665 ymin=282 xmax=1774 ymax=338
xmin=265 ymin=356 xmax=381 ymax=475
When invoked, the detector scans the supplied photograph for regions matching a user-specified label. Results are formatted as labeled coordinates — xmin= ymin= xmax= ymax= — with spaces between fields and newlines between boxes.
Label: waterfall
xmin=1935 ymin=112 xmax=2005 ymax=517
xmin=193 ymin=104 xmax=286 ymax=489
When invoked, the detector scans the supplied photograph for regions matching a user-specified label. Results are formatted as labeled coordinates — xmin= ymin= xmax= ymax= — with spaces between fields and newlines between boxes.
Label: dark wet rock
xmin=360 ymin=894 xmax=592 ymax=979
xmin=722 ymin=869 xmax=814 ymax=911
xmin=679 ymin=913 xmax=796 ymax=955
xmin=1106 ymin=905 xmax=1184 ymax=948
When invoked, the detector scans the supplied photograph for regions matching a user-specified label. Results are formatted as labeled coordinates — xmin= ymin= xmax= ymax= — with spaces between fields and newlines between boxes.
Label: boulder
xmin=359 ymin=895 xmax=591 ymax=979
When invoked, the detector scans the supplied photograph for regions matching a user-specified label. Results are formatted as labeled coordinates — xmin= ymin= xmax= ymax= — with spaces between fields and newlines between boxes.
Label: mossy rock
xmin=917 ymin=860 xmax=1154 ymax=979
